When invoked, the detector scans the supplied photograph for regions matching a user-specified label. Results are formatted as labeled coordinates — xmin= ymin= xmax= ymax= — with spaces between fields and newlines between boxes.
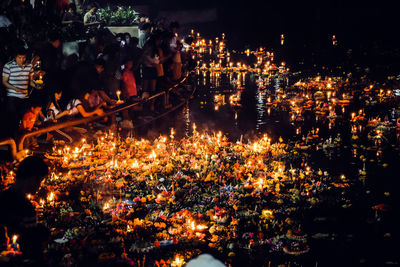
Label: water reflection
xmin=255 ymin=87 xmax=266 ymax=131
xmin=164 ymin=71 xmax=293 ymax=142
xmin=183 ymin=102 xmax=191 ymax=138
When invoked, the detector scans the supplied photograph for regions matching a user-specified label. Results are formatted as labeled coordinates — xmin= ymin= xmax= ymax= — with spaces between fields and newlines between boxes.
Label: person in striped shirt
xmin=2 ymin=47 xmax=36 ymax=136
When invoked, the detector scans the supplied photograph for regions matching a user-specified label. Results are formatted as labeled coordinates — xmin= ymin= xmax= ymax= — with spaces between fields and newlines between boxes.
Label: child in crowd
xmin=122 ymin=60 xmax=138 ymax=99
xmin=46 ymin=88 xmax=70 ymax=121
xmin=66 ymin=90 xmax=107 ymax=132
xmin=67 ymin=90 xmax=104 ymax=118
xmin=141 ymin=39 xmax=159 ymax=112
xmin=19 ymin=99 xmax=42 ymax=148
xmin=88 ymin=89 xmax=117 ymax=111
xmin=44 ymin=88 xmax=74 ymax=143
xmin=120 ymin=59 xmax=138 ymax=129
xmin=170 ymin=41 xmax=183 ymax=82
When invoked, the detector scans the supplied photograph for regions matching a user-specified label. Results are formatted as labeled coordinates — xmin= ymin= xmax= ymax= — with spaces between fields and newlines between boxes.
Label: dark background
xmin=121 ymin=0 xmax=400 ymax=76
xmin=95 ymin=0 xmax=398 ymax=76
xmin=125 ymin=0 xmax=399 ymax=49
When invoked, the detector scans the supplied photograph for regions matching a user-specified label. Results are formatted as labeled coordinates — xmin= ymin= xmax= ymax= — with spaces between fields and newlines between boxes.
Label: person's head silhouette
xmin=15 ymin=156 xmax=48 ymax=195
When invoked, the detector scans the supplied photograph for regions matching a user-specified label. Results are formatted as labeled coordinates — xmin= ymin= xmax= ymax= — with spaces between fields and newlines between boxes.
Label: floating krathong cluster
xmin=1 ymin=127 xmax=355 ymax=265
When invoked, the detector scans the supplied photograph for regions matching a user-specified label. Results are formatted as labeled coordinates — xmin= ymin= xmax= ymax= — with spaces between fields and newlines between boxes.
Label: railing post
xmin=18 ymin=135 xmax=26 ymax=152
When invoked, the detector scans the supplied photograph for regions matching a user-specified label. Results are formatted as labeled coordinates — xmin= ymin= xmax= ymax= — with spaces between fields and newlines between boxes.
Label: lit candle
xmin=116 ymin=90 xmax=121 ymax=102
xmin=103 ymin=202 xmax=110 ymax=211
xmin=171 ymin=255 xmax=185 ymax=267
xmin=332 ymin=35 xmax=337 ymax=46
xmin=11 ymin=235 xmax=20 ymax=251
xmin=47 ymin=192 xmax=55 ymax=206
xmin=131 ymin=158 xmax=139 ymax=168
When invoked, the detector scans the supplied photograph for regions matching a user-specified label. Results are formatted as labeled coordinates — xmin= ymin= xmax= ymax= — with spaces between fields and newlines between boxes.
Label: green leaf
xmin=98 ymin=6 xmax=139 ymax=26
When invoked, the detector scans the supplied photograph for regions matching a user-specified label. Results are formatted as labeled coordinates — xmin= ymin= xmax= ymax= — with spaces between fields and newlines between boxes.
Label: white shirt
xmin=0 ymin=15 xmax=12 ymax=28
xmin=67 ymin=99 xmax=82 ymax=116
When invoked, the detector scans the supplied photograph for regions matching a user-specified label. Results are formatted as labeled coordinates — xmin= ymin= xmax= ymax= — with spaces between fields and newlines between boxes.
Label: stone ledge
xmin=106 ymin=26 xmax=139 ymax=38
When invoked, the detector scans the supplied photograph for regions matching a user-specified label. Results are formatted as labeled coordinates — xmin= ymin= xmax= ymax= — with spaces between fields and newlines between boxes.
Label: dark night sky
xmin=131 ymin=0 xmax=398 ymax=48
xmin=218 ymin=0 xmax=399 ymax=48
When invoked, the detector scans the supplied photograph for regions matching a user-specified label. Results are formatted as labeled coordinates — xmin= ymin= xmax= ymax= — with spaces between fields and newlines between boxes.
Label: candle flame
xmin=253 ymin=143 xmax=258 ymax=152
xmin=173 ymin=255 xmax=184 ymax=266
xmin=257 ymin=178 xmax=264 ymax=189
xmin=48 ymin=192 xmax=54 ymax=202
xmin=262 ymin=209 xmax=273 ymax=218
xmin=196 ymin=224 xmax=208 ymax=230
xmin=149 ymin=150 xmax=156 ymax=159
xmin=131 ymin=159 xmax=139 ymax=168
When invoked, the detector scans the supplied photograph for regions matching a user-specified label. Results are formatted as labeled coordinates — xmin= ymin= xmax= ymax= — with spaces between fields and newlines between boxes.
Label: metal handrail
xmin=17 ymin=74 xmax=189 ymax=152
xmin=0 ymin=138 xmax=18 ymax=161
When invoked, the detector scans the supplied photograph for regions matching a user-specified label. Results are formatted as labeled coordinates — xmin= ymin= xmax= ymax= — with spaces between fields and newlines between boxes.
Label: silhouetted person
xmin=61 ymin=3 xmax=82 ymax=26
xmin=83 ymin=5 xmax=100 ymax=28
xmin=0 ymin=156 xmax=49 ymax=262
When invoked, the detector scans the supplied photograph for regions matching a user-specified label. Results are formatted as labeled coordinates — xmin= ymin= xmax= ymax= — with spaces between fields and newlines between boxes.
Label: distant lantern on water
xmin=332 ymin=35 xmax=337 ymax=46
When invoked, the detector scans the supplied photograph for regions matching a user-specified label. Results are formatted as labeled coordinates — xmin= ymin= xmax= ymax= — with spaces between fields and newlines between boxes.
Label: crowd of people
xmin=1 ymin=1 xmax=196 ymax=146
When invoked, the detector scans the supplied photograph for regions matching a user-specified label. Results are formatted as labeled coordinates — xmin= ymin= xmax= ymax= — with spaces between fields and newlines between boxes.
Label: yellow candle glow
xmin=171 ymin=255 xmax=185 ymax=267
xmin=12 ymin=235 xmax=17 ymax=244
xmin=47 ymin=192 xmax=54 ymax=202
xmin=149 ymin=150 xmax=156 ymax=159
xmin=262 ymin=209 xmax=273 ymax=218
xmin=131 ymin=159 xmax=139 ymax=168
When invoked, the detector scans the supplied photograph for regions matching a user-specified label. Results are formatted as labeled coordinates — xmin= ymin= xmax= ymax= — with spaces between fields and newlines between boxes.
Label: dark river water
xmin=137 ymin=71 xmax=400 ymax=266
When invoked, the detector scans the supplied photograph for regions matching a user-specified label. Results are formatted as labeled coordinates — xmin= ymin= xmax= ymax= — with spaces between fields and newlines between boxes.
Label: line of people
xmin=1 ymin=2 xmax=196 ymax=148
